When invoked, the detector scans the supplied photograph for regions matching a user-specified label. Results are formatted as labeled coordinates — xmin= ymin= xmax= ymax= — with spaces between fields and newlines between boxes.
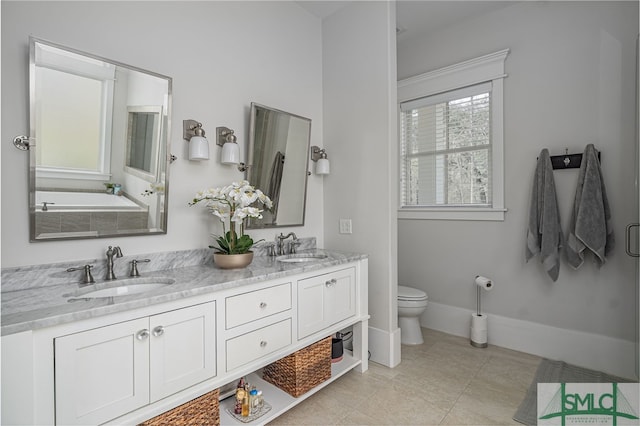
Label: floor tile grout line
xmin=437 ymin=350 xmax=494 ymax=425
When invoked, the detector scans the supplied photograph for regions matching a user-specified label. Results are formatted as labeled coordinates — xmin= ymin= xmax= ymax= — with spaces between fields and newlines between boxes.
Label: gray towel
xmin=267 ymin=151 xmax=285 ymax=222
xmin=565 ymin=144 xmax=614 ymax=269
xmin=526 ymin=149 xmax=563 ymax=281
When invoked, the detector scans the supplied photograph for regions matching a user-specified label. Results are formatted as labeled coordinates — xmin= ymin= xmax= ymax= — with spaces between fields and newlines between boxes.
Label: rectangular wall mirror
xmin=29 ymin=37 xmax=172 ymax=241
xmin=246 ymin=103 xmax=311 ymax=229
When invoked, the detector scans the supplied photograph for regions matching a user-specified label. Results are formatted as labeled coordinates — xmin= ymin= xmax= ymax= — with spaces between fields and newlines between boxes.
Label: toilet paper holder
xmin=471 ymin=275 xmax=493 ymax=348
xmin=474 ymin=275 xmax=493 ymax=316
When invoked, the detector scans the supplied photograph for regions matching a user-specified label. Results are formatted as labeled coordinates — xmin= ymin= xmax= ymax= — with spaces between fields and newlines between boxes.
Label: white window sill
xmin=36 ymin=168 xmax=112 ymax=181
xmin=398 ymin=207 xmax=507 ymax=221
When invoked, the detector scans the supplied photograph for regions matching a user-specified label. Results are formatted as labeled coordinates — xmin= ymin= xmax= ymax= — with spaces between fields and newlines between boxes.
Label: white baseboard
xmin=368 ymin=325 xmax=402 ymax=368
xmin=421 ymin=301 xmax=637 ymax=379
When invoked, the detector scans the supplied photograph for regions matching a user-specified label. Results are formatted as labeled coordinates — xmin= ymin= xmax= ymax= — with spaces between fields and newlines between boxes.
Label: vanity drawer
xmin=225 ymin=319 xmax=291 ymax=372
xmin=225 ymin=282 xmax=292 ymax=329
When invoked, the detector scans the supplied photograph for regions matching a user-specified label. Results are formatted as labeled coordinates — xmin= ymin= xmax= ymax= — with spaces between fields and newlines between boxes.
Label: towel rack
xmin=548 ymin=148 xmax=601 ymax=170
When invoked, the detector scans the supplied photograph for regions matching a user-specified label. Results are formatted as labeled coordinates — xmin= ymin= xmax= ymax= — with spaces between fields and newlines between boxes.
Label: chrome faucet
xmin=105 ymin=245 xmax=123 ymax=280
xmin=277 ymin=232 xmax=298 ymax=255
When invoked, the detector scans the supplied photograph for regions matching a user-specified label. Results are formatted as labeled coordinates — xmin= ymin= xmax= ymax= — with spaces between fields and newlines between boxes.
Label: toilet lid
xmin=398 ymin=285 xmax=428 ymax=300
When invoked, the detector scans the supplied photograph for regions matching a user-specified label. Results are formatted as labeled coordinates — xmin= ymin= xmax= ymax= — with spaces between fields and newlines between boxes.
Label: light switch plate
xmin=339 ymin=218 xmax=352 ymax=234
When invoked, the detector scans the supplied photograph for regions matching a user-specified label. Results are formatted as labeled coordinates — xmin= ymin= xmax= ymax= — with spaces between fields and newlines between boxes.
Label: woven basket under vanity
xmin=139 ymin=388 xmax=220 ymax=426
xmin=262 ymin=336 xmax=332 ymax=397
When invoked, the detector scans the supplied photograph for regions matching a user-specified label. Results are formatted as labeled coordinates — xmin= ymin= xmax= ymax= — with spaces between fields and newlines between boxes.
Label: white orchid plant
xmin=189 ymin=180 xmax=273 ymax=255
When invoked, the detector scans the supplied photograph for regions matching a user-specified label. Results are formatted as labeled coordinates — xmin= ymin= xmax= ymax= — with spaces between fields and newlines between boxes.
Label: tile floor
xmin=268 ymin=328 xmax=541 ymax=425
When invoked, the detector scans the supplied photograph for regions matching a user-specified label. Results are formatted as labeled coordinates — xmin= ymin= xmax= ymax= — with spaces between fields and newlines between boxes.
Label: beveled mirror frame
xmin=29 ymin=37 xmax=172 ymax=241
xmin=246 ymin=103 xmax=311 ymax=229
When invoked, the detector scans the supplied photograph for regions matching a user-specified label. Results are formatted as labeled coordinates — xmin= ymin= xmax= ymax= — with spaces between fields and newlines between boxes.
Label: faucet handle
xmin=107 ymin=245 xmax=124 ymax=257
xmin=130 ymin=259 xmax=150 ymax=277
xmin=67 ymin=264 xmax=95 ymax=284
xmin=262 ymin=242 xmax=276 ymax=257
xmin=289 ymin=240 xmax=302 ymax=254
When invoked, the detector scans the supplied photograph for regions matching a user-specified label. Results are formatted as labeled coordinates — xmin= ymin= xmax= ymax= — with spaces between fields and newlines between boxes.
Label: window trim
xmin=398 ymin=49 xmax=509 ymax=221
xmin=34 ymin=42 xmax=115 ymax=181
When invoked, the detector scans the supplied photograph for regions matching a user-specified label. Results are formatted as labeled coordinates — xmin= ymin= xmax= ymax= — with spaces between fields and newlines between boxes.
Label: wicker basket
xmin=262 ymin=336 xmax=332 ymax=397
xmin=139 ymin=388 xmax=220 ymax=426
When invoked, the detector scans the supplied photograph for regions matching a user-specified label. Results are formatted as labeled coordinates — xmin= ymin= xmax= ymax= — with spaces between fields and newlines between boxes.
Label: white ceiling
xmin=296 ymin=1 xmax=516 ymax=42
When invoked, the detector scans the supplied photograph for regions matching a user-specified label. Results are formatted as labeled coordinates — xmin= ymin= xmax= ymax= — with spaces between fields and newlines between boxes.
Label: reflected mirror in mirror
xmin=246 ymin=103 xmax=311 ymax=229
xmin=29 ymin=37 xmax=172 ymax=241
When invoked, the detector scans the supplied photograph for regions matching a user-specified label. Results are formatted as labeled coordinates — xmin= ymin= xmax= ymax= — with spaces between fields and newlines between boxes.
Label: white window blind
xmin=400 ymin=82 xmax=493 ymax=208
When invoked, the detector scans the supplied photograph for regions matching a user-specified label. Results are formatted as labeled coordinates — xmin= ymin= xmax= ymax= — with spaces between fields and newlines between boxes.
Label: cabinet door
xmin=55 ymin=318 xmax=149 ymax=426
xmin=297 ymin=267 xmax=356 ymax=339
xmin=297 ymin=275 xmax=327 ymax=339
xmin=324 ymin=267 xmax=356 ymax=327
xmin=149 ymin=302 xmax=216 ymax=401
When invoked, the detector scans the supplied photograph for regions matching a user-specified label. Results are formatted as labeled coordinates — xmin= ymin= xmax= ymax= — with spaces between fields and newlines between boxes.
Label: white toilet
xmin=398 ymin=285 xmax=429 ymax=345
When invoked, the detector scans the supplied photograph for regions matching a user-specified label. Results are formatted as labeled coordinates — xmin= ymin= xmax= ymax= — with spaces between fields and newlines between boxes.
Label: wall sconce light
xmin=216 ymin=127 xmax=239 ymax=164
xmin=217 ymin=126 xmax=247 ymax=171
xmin=183 ymin=119 xmax=209 ymax=161
xmin=311 ymin=146 xmax=330 ymax=175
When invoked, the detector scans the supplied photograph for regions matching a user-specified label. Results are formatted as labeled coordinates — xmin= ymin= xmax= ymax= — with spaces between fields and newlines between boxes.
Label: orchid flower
xmin=190 ymin=181 xmax=272 ymax=254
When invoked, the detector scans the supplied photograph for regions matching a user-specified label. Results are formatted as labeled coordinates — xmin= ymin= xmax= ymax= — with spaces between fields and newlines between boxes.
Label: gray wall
xmin=397 ymin=1 xmax=638 ymax=342
xmin=322 ymin=2 xmax=400 ymax=366
xmin=1 ymin=1 xmax=325 ymax=267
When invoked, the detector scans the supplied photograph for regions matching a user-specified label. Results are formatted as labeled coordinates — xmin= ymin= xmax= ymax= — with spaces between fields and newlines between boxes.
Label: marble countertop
xmin=1 ymin=249 xmax=367 ymax=336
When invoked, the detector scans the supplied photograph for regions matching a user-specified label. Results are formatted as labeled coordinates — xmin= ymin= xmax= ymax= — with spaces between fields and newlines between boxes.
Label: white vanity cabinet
xmin=297 ymin=267 xmax=356 ymax=339
xmin=1 ymin=256 xmax=368 ymax=426
xmin=54 ymin=301 xmax=216 ymax=425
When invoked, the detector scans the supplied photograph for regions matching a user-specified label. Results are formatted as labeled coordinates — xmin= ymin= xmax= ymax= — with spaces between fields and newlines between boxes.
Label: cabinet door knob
xmin=325 ymin=278 xmax=337 ymax=287
xmin=260 ymin=340 xmax=267 ymax=347
xmin=152 ymin=326 xmax=165 ymax=337
xmin=259 ymin=302 xmax=267 ymax=309
xmin=136 ymin=329 xmax=150 ymax=341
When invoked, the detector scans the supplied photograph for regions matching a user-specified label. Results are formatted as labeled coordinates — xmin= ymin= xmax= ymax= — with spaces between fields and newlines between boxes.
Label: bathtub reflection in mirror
xmin=29 ymin=37 xmax=171 ymax=241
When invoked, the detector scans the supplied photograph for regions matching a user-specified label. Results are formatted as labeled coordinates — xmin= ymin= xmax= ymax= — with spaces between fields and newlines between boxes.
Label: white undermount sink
xmin=276 ymin=253 xmax=328 ymax=263
xmin=66 ymin=277 xmax=175 ymax=300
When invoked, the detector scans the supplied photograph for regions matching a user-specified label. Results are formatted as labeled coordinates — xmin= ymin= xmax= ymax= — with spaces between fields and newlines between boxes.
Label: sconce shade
xmin=316 ymin=158 xmax=330 ymax=175
xmin=221 ymin=141 xmax=240 ymax=165
xmin=310 ymin=145 xmax=330 ymax=176
xmin=189 ymin=135 xmax=210 ymax=160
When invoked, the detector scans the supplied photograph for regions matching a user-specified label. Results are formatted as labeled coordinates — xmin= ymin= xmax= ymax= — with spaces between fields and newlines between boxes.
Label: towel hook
xmin=544 ymin=147 xmax=602 ymax=170
xmin=563 ymin=148 xmax=571 ymax=167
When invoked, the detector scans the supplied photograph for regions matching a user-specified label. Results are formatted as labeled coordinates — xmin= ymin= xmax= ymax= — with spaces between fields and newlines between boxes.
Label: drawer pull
xmin=259 ymin=302 xmax=267 ymax=309
xmin=152 ymin=326 xmax=164 ymax=337
xmin=136 ymin=329 xmax=149 ymax=341
xmin=260 ymin=340 xmax=268 ymax=347
xmin=325 ymin=278 xmax=337 ymax=287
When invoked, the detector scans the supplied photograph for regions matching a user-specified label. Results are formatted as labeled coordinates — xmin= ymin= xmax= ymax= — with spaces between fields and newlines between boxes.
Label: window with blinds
xmin=400 ymin=82 xmax=493 ymax=208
